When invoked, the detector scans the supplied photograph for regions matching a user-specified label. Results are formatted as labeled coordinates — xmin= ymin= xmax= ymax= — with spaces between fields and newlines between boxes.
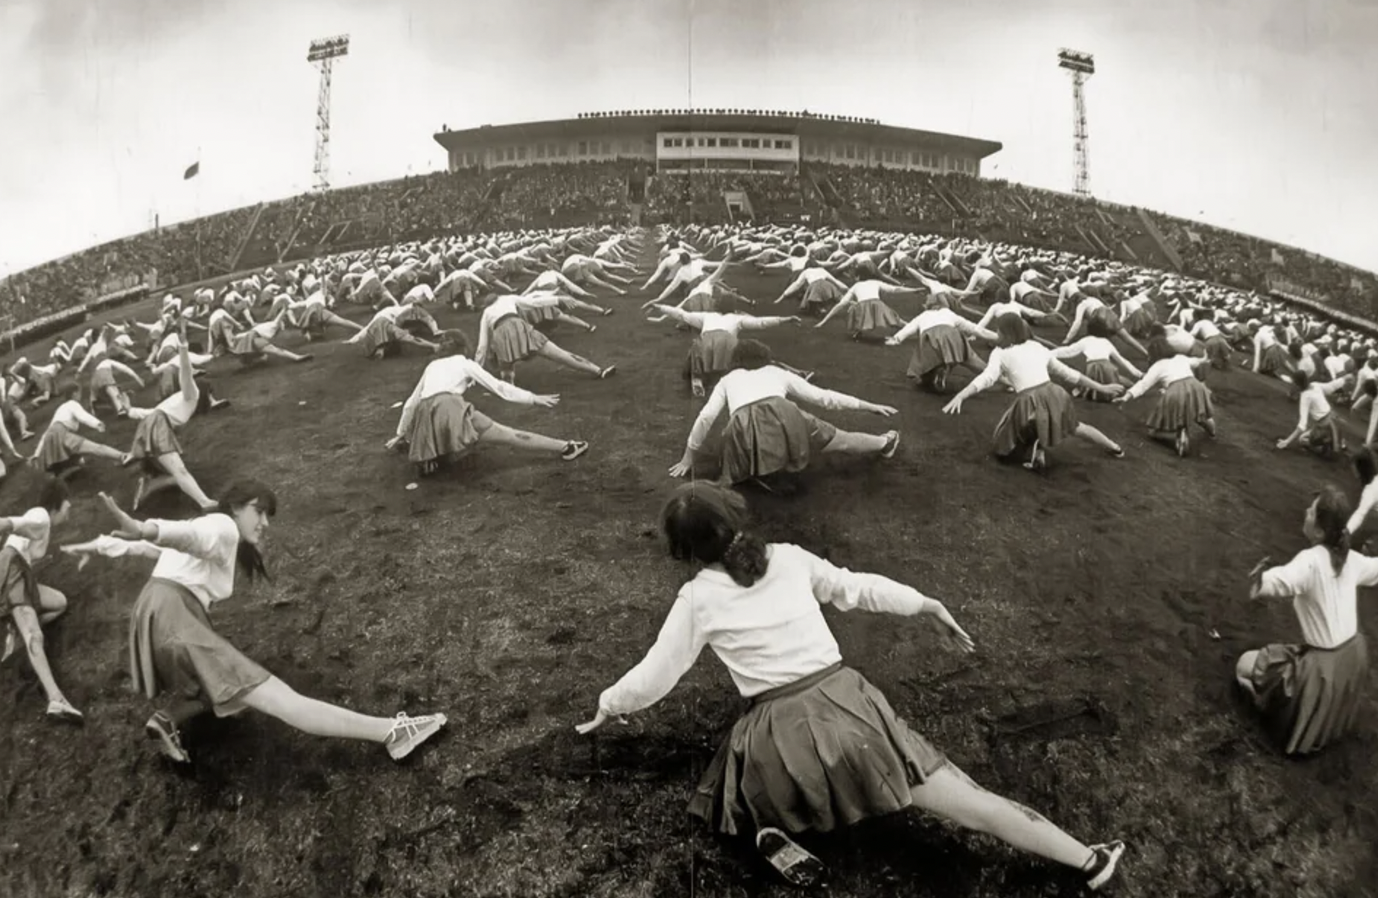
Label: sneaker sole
xmin=1088 ymin=841 xmax=1125 ymax=891
xmin=146 ymin=723 xmax=189 ymax=763
xmin=563 ymin=443 xmax=590 ymax=461
xmin=47 ymin=708 xmax=85 ymax=726
xmin=388 ymin=717 xmax=447 ymax=761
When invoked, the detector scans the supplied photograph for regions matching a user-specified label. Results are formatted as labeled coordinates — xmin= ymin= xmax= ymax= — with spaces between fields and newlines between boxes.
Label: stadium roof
xmin=433 ymin=111 xmax=1001 ymax=158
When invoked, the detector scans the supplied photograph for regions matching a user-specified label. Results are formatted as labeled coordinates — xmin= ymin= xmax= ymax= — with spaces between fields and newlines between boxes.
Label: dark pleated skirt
xmin=719 ymin=396 xmax=837 ymax=484
xmin=1259 ymin=344 xmax=1291 ymax=375
xmin=129 ymin=410 xmax=183 ymax=463
xmin=37 ymin=422 xmax=86 ymax=470
xmin=128 ymin=578 xmax=271 ymax=717
xmin=1145 ymin=377 xmax=1214 ymax=431
xmin=688 ymin=664 xmax=948 ymax=837
xmin=992 ymin=381 xmax=1079 ymax=457
xmin=1203 ymin=335 xmax=1232 ymax=368
xmin=681 ymin=293 xmax=717 ymax=313
xmin=1249 ymin=634 xmax=1369 ymax=755
xmin=846 ymin=299 xmax=903 ymax=336
xmin=405 ymin=393 xmax=490 ymax=464
xmin=1086 ymin=359 xmax=1119 ymax=386
xmin=491 ymin=316 xmax=549 ymax=366
xmin=801 ymin=280 xmax=842 ymax=311
xmin=1124 ymin=306 xmax=1157 ymax=337
xmin=685 ymin=330 xmax=737 ymax=379
xmin=907 ymin=325 xmax=969 ymax=379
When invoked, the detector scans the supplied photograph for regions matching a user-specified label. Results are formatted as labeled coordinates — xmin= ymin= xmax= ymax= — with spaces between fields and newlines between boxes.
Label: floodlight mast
xmin=1057 ymin=48 xmax=1095 ymax=197
xmin=307 ymin=35 xmax=350 ymax=192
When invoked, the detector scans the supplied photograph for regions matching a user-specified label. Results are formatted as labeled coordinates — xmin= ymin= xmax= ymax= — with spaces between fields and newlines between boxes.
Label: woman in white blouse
xmin=669 ymin=340 xmax=899 ymax=487
xmin=1112 ymin=338 xmax=1216 ymax=457
xmin=60 ymin=486 xmax=447 ymax=767
xmin=1276 ymin=369 xmax=1351 ymax=457
xmin=886 ymin=295 xmax=998 ymax=392
xmin=1189 ymin=309 xmax=1234 ymax=369
xmin=33 ymin=386 xmax=132 ymax=478
xmin=1052 ymin=318 xmax=1143 ymax=402
xmin=576 ymin=483 xmax=1125 ymax=891
xmin=385 ymin=330 xmax=589 ymax=477
xmin=943 ymin=314 xmax=1125 ymax=472
xmin=815 ymin=279 xmax=924 ymax=342
xmin=476 ymin=293 xmax=617 ymax=386
xmin=1237 ymin=486 xmax=1373 ymax=755
xmin=0 ymin=480 xmax=83 ymax=724
xmin=648 ymin=297 xmax=807 ymax=398
xmin=124 ymin=319 xmax=230 ymax=511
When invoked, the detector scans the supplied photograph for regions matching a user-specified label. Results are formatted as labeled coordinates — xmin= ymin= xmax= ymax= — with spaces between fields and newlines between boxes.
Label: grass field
xmin=2 ymin=234 xmax=1376 ymax=898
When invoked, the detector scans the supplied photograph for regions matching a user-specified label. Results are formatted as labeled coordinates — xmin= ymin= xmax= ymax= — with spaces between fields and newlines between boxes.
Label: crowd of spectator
xmin=3 ymin=154 xmax=1374 ymax=328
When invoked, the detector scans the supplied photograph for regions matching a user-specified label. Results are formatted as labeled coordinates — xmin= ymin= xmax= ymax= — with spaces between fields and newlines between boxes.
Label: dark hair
xmin=438 ymin=329 xmax=472 ymax=356
xmin=730 ymin=339 xmax=774 ymax=370
xmin=1193 ymin=308 xmax=1211 ymax=323
xmin=713 ymin=294 xmax=739 ymax=315
xmin=677 ymin=251 xmax=691 ymax=265
xmin=38 ymin=478 xmax=69 ymax=512
xmin=1292 ymin=368 xmax=1312 ymax=391
xmin=1086 ymin=317 xmax=1114 ymax=339
xmin=1313 ymin=485 xmax=1352 ymax=574
xmin=1353 ymin=448 xmax=1377 ymax=486
xmin=993 ymin=313 xmax=1032 ymax=347
xmin=660 ymin=482 xmax=767 ymax=587
xmin=211 ymin=479 xmax=278 ymax=581
xmin=1147 ymin=337 xmax=1175 ymax=364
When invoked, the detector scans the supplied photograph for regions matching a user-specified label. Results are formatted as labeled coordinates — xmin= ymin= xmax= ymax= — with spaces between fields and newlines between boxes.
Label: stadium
xmin=2 ymin=51 xmax=1378 ymax=898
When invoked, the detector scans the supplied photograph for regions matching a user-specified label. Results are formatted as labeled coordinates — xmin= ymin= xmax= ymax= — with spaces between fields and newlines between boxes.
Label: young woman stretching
xmin=669 ymin=340 xmax=899 ymax=487
xmin=60 ymin=487 xmax=447 ymax=766
xmin=1236 ymin=486 xmax=1372 ymax=756
xmin=0 ymin=480 xmax=84 ymax=724
xmin=384 ymin=331 xmax=590 ymax=477
xmin=943 ymin=314 xmax=1125 ymax=472
xmin=1112 ymin=338 xmax=1216 ymax=457
xmin=815 ymin=279 xmax=923 ymax=342
xmin=1276 ymin=371 xmax=1351 ymax=457
xmin=576 ymin=483 xmax=1125 ymax=891
xmin=125 ymin=320 xmax=229 ymax=511
xmin=1052 ymin=319 xmax=1143 ymax=401
xmin=476 ymin=294 xmax=616 ymax=385
xmin=886 ymin=296 xmax=998 ymax=393
xmin=34 ymin=387 xmax=133 ymax=478
xmin=647 ymin=298 xmax=807 ymax=398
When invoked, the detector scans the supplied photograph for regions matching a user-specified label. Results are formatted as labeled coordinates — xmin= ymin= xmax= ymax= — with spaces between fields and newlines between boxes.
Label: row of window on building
xmin=660 ymin=136 xmax=795 ymax=150
xmin=455 ymin=140 xmax=978 ymax=173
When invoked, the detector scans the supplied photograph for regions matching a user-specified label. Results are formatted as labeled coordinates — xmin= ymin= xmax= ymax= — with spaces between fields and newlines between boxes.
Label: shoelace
xmin=387 ymin=712 xmax=433 ymax=742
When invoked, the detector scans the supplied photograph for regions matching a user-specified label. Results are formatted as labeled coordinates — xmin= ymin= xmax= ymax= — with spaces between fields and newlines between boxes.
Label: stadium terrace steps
xmin=227 ymin=203 xmax=267 ymax=273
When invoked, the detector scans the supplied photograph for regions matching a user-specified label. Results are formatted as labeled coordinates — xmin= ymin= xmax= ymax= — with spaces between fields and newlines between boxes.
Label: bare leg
xmin=554 ymin=312 xmax=595 ymax=332
xmin=537 ymin=342 xmax=605 ymax=376
xmin=821 ymin=429 xmax=889 ymax=454
xmin=262 ymin=345 xmax=311 ymax=363
xmin=155 ymin=451 xmax=216 ymax=509
xmin=35 ymin=585 xmax=68 ymax=626
xmin=1073 ymin=422 xmax=1122 ymax=453
xmin=72 ymin=435 xmax=127 ymax=463
xmin=1235 ymin=651 xmax=1264 ymax=706
xmin=239 ymin=676 xmax=393 ymax=742
xmin=9 ymin=606 xmax=72 ymax=706
xmin=323 ymin=311 xmax=364 ymax=333
xmin=477 ymin=422 xmax=569 ymax=453
xmin=909 ymin=764 xmax=1096 ymax=870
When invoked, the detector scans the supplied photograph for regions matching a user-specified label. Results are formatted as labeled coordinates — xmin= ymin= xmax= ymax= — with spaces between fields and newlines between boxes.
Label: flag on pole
xmin=183 ymin=161 xmax=200 ymax=180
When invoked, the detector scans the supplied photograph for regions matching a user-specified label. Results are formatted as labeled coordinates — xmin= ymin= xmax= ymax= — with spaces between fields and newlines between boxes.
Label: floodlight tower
xmin=1057 ymin=48 xmax=1095 ymax=197
xmin=307 ymin=34 xmax=350 ymax=192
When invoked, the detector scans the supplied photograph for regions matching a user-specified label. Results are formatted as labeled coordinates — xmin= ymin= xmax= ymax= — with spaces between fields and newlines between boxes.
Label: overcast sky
xmin=2 ymin=0 xmax=1376 ymax=278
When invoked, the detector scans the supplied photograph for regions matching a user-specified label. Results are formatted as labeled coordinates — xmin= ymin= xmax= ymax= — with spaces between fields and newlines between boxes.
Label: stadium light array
xmin=307 ymin=35 xmax=350 ymax=62
xmin=1057 ymin=48 xmax=1095 ymax=75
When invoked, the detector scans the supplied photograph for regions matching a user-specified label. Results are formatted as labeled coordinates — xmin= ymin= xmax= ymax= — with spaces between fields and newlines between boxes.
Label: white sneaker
xmin=384 ymin=712 xmax=447 ymax=761
xmin=1086 ymin=840 xmax=1125 ymax=891
xmin=46 ymin=698 xmax=85 ymax=726
xmin=1 ymin=627 xmax=15 ymax=664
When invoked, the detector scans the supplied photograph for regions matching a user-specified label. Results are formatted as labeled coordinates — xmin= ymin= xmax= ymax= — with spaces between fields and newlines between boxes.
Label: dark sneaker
xmin=1086 ymin=840 xmax=1125 ymax=891
xmin=47 ymin=699 xmax=85 ymax=726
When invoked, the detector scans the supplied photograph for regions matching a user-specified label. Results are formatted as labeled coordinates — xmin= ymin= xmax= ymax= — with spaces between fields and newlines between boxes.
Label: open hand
xmin=531 ymin=394 xmax=561 ymax=409
xmin=98 ymin=492 xmax=144 ymax=540
xmin=668 ymin=460 xmax=692 ymax=478
xmin=574 ymin=707 xmax=627 ymax=735
xmin=942 ymin=397 xmax=964 ymax=415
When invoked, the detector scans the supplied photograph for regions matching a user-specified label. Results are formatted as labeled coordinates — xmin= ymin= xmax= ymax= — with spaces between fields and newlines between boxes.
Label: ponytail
xmin=721 ymin=530 xmax=768 ymax=587
xmin=1314 ymin=485 xmax=1353 ymax=574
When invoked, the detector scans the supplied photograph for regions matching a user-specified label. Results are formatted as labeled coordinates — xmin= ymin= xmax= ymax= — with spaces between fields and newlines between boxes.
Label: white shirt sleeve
xmin=597 ymin=591 xmax=706 ymax=716
xmin=796 ymin=546 xmax=930 ymax=616
xmin=686 ymin=379 xmax=729 ymax=451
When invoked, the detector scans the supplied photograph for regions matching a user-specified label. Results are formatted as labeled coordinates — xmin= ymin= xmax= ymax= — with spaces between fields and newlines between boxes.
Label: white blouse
xmin=1123 ymin=355 xmax=1201 ymax=400
xmin=394 ymin=355 xmax=536 ymax=438
xmin=1257 ymin=545 xmax=1378 ymax=648
xmin=599 ymin=543 xmax=932 ymax=715
xmin=968 ymin=342 xmax=1074 ymax=394
xmin=687 ymin=366 xmax=867 ymax=451
xmin=149 ymin=515 xmax=243 ymax=609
